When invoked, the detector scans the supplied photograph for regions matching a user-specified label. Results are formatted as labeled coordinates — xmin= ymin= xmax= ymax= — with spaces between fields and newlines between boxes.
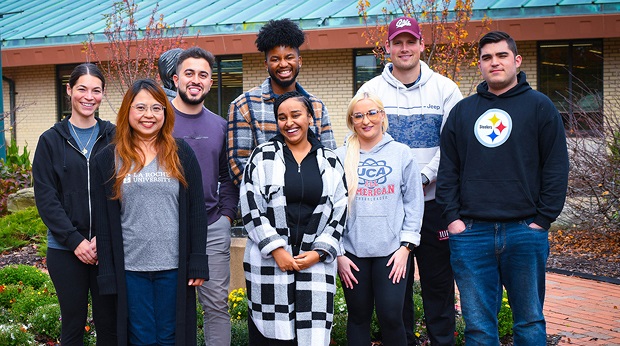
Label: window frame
xmin=537 ymin=39 xmax=604 ymax=137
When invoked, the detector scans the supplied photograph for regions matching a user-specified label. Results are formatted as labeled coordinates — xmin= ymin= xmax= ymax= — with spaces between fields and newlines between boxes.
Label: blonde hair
xmin=344 ymin=92 xmax=389 ymax=207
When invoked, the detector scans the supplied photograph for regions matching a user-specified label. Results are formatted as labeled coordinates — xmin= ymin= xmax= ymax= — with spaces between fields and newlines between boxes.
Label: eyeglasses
xmin=131 ymin=103 xmax=165 ymax=115
xmin=350 ymin=109 xmax=384 ymax=124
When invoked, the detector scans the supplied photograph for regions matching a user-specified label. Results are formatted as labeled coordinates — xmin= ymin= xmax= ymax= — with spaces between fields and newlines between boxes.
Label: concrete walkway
xmin=545 ymin=272 xmax=620 ymax=345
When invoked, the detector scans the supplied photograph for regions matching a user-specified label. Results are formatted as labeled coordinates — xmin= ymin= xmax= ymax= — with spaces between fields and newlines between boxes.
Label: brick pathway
xmin=545 ymin=272 xmax=620 ymax=345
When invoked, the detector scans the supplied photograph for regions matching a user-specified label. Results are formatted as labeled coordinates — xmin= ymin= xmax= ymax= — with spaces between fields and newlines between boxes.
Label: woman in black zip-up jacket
xmin=33 ymin=63 xmax=116 ymax=346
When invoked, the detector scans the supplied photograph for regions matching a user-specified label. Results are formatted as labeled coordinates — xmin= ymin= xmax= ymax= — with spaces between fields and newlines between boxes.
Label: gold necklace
xmin=69 ymin=122 xmax=97 ymax=156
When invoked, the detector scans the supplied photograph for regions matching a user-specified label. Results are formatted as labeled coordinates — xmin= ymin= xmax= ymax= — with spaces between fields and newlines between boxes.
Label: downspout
xmin=2 ymin=76 xmax=16 ymax=141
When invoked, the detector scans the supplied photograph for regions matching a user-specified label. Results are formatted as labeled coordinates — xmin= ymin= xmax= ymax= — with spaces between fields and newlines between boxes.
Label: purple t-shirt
xmin=172 ymin=105 xmax=239 ymax=225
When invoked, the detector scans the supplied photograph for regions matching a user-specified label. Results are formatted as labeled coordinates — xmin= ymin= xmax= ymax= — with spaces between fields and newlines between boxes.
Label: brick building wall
xmin=2 ymin=65 xmax=57 ymax=153
xmin=2 ymin=39 xmax=618 ymax=160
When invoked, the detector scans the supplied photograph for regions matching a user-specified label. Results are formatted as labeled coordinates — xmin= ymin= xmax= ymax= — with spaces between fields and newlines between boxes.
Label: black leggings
xmin=342 ymin=252 xmax=409 ymax=346
xmin=47 ymin=248 xmax=116 ymax=346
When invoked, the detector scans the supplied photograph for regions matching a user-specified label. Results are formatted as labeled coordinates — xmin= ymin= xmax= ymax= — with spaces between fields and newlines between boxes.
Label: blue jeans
xmin=449 ymin=219 xmax=548 ymax=346
xmin=125 ymin=269 xmax=178 ymax=346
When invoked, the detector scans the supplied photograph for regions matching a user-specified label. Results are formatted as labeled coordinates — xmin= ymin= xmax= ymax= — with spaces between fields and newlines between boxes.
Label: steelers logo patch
xmin=474 ymin=108 xmax=512 ymax=148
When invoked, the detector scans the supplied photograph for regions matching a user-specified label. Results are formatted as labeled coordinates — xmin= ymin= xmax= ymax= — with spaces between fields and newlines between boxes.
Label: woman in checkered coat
xmin=240 ymin=91 xmax=348 ymax=346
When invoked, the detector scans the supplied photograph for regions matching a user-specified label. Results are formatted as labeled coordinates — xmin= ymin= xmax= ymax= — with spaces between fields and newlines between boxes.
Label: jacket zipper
xmin=296 ymin=161 xmax=304 ymax=249
xmin=66 ymin=131 xmax=104 ymax=241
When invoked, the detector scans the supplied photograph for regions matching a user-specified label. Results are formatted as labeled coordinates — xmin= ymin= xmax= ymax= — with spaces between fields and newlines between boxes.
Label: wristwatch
xmin=421 ymin=174 xmax=430 ymax=187
xmin=315 ymin=250 xmax=328 ymax=262
xmin=400 ymin=242 xmax=415 ymax=252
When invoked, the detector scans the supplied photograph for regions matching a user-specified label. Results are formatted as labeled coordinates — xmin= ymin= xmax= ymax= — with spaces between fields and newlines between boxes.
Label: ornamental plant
xmin=228 ymin=288 xmax=248 ymax=322
xmin=0 ymin=140 xmax=32 ymax=216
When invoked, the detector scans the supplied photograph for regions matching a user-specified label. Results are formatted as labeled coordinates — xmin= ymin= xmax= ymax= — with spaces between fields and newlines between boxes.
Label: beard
xmin=268 ymin=68 xmax=300 ymax=90
xmin=178 ymin=86 xmax=208 ymax=106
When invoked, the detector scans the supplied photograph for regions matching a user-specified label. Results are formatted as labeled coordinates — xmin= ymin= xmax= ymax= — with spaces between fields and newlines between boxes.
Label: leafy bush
xmin=0 ymin=266 xmax=100 ymax=344
xmin=196 ymin=298 xmax=204 ymax=345
xmin=2 ymin=140 xmax=31 ymax=169
xmin=28 ymin=303 xmax=61 ymax=339
xmin=0 ymin=265 xmax=51 ymax=289
xmin=0 ymin=140 xmax=32 ymax=217
xmin=0 ymin=207 xmax=46 ymax=255
xmin=8 ymin=285 xmax=58 ymax=322
xmin=0 ymin=284 xmax=23 ymax=309
xmin=228 ymin=288 xmax=248 ymax=322
xmin=231 ymin=319 xmax=249 ymax=346
xmin=0 ymin=323 xmax=36 ymax=345
xmin=498 ymin=291 xmax=514 ymax=339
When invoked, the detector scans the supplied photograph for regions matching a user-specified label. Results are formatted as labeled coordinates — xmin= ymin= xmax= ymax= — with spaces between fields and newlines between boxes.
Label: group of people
xmin=33 ymin=15 xmax=568 ymax=346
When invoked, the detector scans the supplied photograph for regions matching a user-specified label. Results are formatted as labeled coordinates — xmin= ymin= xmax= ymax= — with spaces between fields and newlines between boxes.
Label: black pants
xmin=343 ymin=253 xmax=409 ymax=346
xmin=248 ymin=315 xmax=297 ymax=346
xmin=403 ymin=200 xmax=456 ymax=346
xmin=47 ymin=248 xmax=117 ymax=346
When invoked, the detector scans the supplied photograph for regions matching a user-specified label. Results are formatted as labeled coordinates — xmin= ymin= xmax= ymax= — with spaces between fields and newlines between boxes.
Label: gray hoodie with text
xmin=335 ymin=133 xmax=424 ymax=258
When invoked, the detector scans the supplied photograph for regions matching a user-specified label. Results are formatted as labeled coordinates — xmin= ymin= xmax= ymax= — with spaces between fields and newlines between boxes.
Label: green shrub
xmin=196 ymin=297 xmax=205 ymax=345
xmin=0 ymin=284 xmax=23 ymax=309
xmin=28 ymin=303 xmax=61 ymax=340
xmin=0 ymin=323 xmax=36 ymax=345
xmin=9 ymin=285 xmax=58 ymax=322
xmin=0 ymin=140 xmax=32 ymax=217
xmin=2 ymin=140 xmax=31 ymax=169
xmin=0 ymin=265 xmax=51 ymax=289
xmin=228 ymin=288 xmax=248 ymax=322
xmin=498 ymin=291 xmax=514 ymax=338
xmin=0 ymin=207 xmax=47 ymax=254
xmin=231 ymin=319 xmax=249 ymax=346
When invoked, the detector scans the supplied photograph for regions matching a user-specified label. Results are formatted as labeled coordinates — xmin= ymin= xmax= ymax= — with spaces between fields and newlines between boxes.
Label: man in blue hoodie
xmin=437 ymin=31 xmax=569 ymax=345
xmin=358 ymin=16 xmax=462 ymax=346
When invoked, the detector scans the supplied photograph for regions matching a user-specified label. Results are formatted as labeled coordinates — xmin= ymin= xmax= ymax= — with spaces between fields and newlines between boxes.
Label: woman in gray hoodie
xmin=335 ymin=92 xmax=424 ymax=346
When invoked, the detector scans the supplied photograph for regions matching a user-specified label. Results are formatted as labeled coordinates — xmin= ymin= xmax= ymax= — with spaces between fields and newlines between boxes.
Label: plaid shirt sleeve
xmin=227 ymin=96 xmax=254 ymax=187
xmin=311 ymin=98 xmax=337 ymax=150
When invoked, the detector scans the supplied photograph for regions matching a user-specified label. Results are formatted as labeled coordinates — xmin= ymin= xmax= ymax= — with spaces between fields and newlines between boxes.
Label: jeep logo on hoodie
xmin=474 ymin=108 xmax=512 ymax=148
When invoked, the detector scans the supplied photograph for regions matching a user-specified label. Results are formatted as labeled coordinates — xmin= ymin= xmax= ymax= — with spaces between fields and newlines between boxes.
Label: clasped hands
xmin=272 ymin=247 xmax=321 ymax=272
xmin=74 ymin=237 xmax=98 ymax=265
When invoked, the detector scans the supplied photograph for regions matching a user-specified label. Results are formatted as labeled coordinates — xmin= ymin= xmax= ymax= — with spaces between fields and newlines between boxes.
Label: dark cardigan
xmin=91 ymin=139 xmax=209 ymax=346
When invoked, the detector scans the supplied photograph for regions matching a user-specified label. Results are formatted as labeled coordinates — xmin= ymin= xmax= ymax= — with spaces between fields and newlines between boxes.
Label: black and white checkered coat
xmin=240 ymin=136 xmax=347 ymax=345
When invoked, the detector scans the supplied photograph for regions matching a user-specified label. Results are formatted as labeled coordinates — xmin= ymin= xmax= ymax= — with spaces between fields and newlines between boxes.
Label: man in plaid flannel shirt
xmin=227 ymin=18 xmax=336 ymax=186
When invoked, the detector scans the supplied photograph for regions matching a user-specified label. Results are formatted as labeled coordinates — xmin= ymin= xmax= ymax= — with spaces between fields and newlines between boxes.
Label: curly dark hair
xmin=255 ymin=19 xmax=305 ymax=55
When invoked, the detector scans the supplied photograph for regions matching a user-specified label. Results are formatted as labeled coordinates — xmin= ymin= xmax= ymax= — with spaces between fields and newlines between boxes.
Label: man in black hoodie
xmin=436 ymin=31 xmax=569 ymax=346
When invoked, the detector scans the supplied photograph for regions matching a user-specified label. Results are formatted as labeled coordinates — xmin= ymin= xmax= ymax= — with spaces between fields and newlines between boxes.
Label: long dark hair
xmin=69 ymin=63 xmax=105 ymax=90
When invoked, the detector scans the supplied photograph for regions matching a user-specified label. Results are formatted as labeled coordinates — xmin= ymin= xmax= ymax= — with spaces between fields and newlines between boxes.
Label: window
xmin=56 ymin=64 xmax=79 ymax=122
xmin=538 ymin=40 xmax=603 ymax=136
xmin=204 ymin=56 xmax=243 ymax=119
xmin=354 ymin=49 xmax=383 ymax=93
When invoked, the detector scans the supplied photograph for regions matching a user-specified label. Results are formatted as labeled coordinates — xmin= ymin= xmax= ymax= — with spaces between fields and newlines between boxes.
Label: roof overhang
xmin=3 ymin=13 xmax=619 ymax=68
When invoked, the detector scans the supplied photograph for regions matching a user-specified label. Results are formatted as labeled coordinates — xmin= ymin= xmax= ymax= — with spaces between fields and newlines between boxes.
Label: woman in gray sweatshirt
xmin=335 ymin=92 xmax=424 ymax=346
